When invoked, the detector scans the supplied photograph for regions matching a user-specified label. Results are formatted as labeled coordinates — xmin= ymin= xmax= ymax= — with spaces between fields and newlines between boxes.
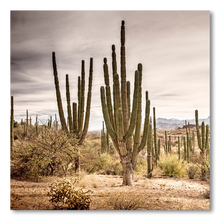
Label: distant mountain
xmin=156 ymin=116 xmax=210 ymax=130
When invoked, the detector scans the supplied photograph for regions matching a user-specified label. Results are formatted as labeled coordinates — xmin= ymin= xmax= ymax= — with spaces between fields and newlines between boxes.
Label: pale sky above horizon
xmin=11 ymin=11 xmax=210 ymax=131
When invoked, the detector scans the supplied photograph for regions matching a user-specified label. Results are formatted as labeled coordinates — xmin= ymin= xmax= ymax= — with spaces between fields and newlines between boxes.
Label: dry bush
xmin=78 ymin=175 xmax=99 ymax=188
xmin=48 ymin=178 xmax=92 ymax=210
xmin=107 ymin=190 xmax=144 ymax=210
xmin=159 ymin=154 xmax=187 ymax=178
xmin=186 ymin=163 xmax=198 ymax=179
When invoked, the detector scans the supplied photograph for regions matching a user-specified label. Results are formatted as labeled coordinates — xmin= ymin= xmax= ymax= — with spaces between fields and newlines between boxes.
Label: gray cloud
xmin=11 ymin=11 xmax=210 ymax=131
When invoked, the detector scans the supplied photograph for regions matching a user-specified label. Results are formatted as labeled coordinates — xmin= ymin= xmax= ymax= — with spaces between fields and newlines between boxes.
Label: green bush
xmin=48 ymin=178 xmax=92 ymax=210
xmin=11 ymin=129 xmax=78 ymax=181
xmin=134 ymin=155 xmax=148 ymax=175
xmin=159 ymin=154 xmax=186 ymax=178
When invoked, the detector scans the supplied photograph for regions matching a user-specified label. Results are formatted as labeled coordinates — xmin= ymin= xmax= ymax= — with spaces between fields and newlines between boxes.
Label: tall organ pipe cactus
xmin=10 ymin=96 xmax=14 ymax=151
xmin=100 ymin=21 xmax=150 ymax=186
xmin=52 ymin=52 xmax=93 ymax=172
xmin=153 ymin=107 xmax=158 ymax=166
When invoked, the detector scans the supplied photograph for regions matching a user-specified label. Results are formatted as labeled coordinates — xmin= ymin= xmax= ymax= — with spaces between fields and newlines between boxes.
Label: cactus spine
xmin=100 ymin=21 xmax=150 ymax=186
xmin=10 ymin=96 xmax=14 ymax=151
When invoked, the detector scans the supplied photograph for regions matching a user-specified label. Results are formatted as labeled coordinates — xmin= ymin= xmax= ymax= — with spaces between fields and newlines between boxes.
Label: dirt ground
xmin=10 ymin=174 xmax=210 ymax=210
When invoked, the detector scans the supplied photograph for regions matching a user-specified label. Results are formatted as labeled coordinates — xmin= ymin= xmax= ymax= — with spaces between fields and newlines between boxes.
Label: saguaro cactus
xmin=178 ymin=136 xmax=180 ymax=160
xmin=10 ymin=96 xmax=14 ymax=151
xmin=100 ymin=21 xmax=150 ymax=186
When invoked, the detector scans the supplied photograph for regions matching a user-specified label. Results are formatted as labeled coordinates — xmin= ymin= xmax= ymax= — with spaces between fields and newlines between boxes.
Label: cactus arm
xmin=134 ymin=64 xmax=143 ymax=148
xmin=78 ymin=60 xmax=85 ymax=135
xmin=120 ymin=20 xmax=129 ymax=133
xmin=201 ymin=121 xmax=205 ymax=153
xmin=205 ymin=124 xmax=209 ymax=150
xmin=77 ymin=76 xmax=81 ymax=132
xmin=127 ymin=81 xmax=131 ymax=120
xmin=138 ymin=98 xmax=150 ymax=151
xmin=79 ymin=58 xmax=93 ymax=144
xmin=66 ymin=74 xmax=73 ymax=133
xmin=103 ymin=58 xmax=115 ymax=130
xmin=100 ymin=86 xmax=117 ymax=140
xmin=153 ymin=107 xmax=158 ymax=162
xmin=124 ymin=71 xmax=139 ymax=140
xmin=112 ymin=45 xmax=117 ymax=76
xmin=113 ymin=73 xmax=122 ymax=135
xmin=52 ymin=52 xmax=68 ymax=132
xmin=72 ymin=102 xmax=78 ymax=133
xmin=195 ymin=110 xmax=202 ymax=150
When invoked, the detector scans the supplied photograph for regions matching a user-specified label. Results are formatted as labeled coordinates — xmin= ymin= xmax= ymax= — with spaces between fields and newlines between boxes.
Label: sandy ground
xmin=10 ymin=174 xmax=210 ymax=210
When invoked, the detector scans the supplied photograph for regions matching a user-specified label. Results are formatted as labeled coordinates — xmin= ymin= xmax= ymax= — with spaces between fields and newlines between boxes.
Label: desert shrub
xmin=134 ymin=155 xmax=148 ymax=175
xmin=11 ymin=129 xmax=78 ymax=181
xmin=48 ymin=178 xmax=92 ymax=210
xmin=159 ymin=154 xmax=186 ymax=178
xmin=107 ymin=190 xmax=143 ymax=210
xmin=186 ymin=163 xmax=198 ymax=179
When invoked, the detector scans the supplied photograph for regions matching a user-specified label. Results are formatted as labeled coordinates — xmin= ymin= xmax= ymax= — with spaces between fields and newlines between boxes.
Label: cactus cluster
xmin=52 ymin=53 xmax=93 ymax=141
xmin=52 ymin=52 xmax=93 ymax=172
xmin=100 ymin=21 xmax=150 ymax=185
xmin=195 ymin=110 xmax=209 ymax=179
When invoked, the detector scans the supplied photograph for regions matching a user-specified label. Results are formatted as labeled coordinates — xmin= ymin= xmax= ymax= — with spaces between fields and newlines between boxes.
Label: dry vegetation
xmin=10 ymin=125 xmax=210 ymax=210
xmin=11 ymin=174 xmax=210 ymax=210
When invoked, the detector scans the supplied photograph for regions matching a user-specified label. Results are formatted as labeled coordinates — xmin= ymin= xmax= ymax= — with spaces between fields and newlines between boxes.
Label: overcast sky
xmin=11 ymin=11 xmax=210 ymax=130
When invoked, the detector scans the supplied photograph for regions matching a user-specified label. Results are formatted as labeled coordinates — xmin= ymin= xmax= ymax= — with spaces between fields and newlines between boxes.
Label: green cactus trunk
xmin=100 ymin=21 xmax=150 ymax=186
xmin=187 ymin=132 xmax=190 ymax=163
xmin=183 ymin=136 xmax=186 ymax=161
xmin=165 ymin=131 xmax=168 ymax=154
xmin=35 ymin=114 xmax=38 ymax=136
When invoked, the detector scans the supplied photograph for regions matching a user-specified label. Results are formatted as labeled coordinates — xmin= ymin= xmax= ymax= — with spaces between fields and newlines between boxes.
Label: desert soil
xmin=10 ymin=174 xmax=210 ymax=210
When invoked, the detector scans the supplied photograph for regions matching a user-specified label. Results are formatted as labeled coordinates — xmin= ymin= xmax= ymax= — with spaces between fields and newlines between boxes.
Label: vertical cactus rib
xmin=10 ymin=96 xmax=14 ymax=151
xmin=79 ymin=58 xmax=93 ymax=144
xmin=52 ymin=52 xmax=68 ymax=132
xmin=66 ymin=74 xmax=74 ymax=133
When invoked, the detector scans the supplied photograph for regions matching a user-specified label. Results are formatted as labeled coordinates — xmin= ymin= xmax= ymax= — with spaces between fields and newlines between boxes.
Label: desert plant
xmin=7 ymin=96 xmax=14 ymax=150
xmin=11 ymin=129 xmax=78 ymax=181
xmin=159 ymin=154 xmax=186 ymax=178
xmin=100 ymin=20 xmax=150 ymax=186
xmin=186 ymin=163 xmax=198 ymax=179
xmin=101 ymin=121 xmax=109 ymax=153
xmin=48 ymin=178 xmax=92 ymax=210
xmin=147 ymin=118 xmax=153 ymax=178
xmin=195 ymin=110 xmax=210 ymax=180
xmin=153 ymin=107 xmax=158 ymax=166
xmin=52 ymin=53 xmax=93 ymax=172
xmin=108 ymin=190 xmax=143 ymax=210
